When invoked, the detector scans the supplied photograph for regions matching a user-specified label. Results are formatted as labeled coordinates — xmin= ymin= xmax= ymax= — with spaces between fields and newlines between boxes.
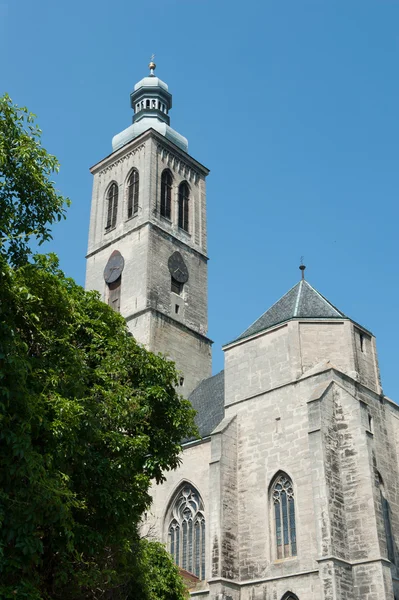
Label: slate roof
xmin=231 ymin=280 xmax=349 ymax=344
xmin=185 ymin=370 xmax=225 ymax=442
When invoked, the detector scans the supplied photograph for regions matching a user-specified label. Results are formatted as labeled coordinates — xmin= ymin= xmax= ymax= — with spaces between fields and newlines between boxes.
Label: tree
xmin=0 ymin=95 xmax=193 ymax=599
xmin=0 ymin=93 xmax=69 ymax=267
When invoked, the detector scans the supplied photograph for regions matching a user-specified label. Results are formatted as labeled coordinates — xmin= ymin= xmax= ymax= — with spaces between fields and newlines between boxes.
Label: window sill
xmin=273 ymin=556 xmax=298 ymax=564
xmin=160 ymin=215 xmax=172 ymax=224
xmin=126 ymin=214 xmax=138 ymax=223
xmin=104 ymin=226 xmax=116 ymax=234
xmin=178 ymin=226 xmax=191 ymax=237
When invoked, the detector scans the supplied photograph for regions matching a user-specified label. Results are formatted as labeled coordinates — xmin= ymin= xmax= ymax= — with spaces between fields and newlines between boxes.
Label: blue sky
xmin=2 ymin=0 xmax=398 ymax=398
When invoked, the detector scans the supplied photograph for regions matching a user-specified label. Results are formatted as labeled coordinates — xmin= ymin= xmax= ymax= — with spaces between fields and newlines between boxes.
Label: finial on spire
xmin=299 ymin=257 xmax=306 ymax=280
xmin=149 ymin=54 xmax=156 ymax=76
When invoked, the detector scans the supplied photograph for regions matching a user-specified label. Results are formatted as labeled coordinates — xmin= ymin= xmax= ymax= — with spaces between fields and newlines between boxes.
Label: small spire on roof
xmin=149 ymin=54 xmax=156 ymax=76
xmin=299 ymin=257 xmax=306 ymax=280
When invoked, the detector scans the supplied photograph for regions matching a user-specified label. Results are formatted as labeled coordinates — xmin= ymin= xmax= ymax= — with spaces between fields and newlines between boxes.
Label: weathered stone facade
xmin=85 ymin=65 xmax=399 ymax=599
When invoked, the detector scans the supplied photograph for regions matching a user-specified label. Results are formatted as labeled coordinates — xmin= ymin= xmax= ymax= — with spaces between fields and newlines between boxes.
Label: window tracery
xmin=168 ymin=484 xmax=205 ymax=579
xmin=127 ymin=169 xmax=139 ymax=218
xmin=106 ymin=182 xmax=118 ymax=229
xmin=161 ymin=169 xmax=172 ymax=219
xmin=272 ymin=473 xmax=297 ymax=559
xmin=178 ymin=181 xmax=189 ymax=231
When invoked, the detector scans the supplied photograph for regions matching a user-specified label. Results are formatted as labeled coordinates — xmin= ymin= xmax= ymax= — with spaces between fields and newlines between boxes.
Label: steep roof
xmin=185 ymin=370 xmax=225 ymax=441
xmin=231 ymin=280 xmax=349 ymax=344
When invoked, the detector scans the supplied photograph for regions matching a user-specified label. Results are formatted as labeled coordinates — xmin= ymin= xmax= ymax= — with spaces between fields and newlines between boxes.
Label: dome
xmin=134 ymin=76 xmax=169 ymax=92
xmin=112 ymin=118 xmax=188 ymax=153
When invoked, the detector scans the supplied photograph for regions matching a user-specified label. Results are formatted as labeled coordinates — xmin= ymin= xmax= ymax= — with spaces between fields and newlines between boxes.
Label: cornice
xmin=90 ymin=127 xmax=209 ymax=176
xmin=125 ymin=306 xmax=213 ymax=345
xmin=86 ymin=220 xmax=208 ymax=262
xmin=157 ymin=142 xmax=201 ymax=185
xmin=97 ymin=143 xmax=145 ymax=176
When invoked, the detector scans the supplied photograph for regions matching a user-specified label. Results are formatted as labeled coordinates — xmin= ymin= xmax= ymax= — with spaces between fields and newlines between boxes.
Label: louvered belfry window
xmin=160 ymin=170 xmax=172 ymax=219
xmin=106 ymin=182 xmax=118 ymax=229
xmin=168 ymin=485 xmax=205 ymax=580
xmin=272 ymin=473 xmax=297 ymax=559
xmin=127 ymin=170 xmax=139 ymax=218
xmin=178 ymin=181 xmax=189 ymax=231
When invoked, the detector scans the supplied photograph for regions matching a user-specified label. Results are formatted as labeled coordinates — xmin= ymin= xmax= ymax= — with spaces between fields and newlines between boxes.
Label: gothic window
xmin=379 ymin=474 xmax=395 ymax=564
xmin=271 ymin=473 xmax=297 ymax=559
xmin=167 ymin=484 xmax=205 ymax=580
xmin=161 ymin=169 xmax=173 ymax=220
xmin=281 ymin=594 xmax=299 ymax=600
xmin=178 ymin=181 xmax=190 ymax=231
xmin=127 ymin=169 xmax=139 ymax=219
xmin=106 ymin=182 xmax=118 ymax=229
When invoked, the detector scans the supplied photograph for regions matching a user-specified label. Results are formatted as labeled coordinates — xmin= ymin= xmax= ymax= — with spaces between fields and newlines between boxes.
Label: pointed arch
xmin=270 ymin=471 xmax=297 ymax=559
xmin=178 ymin=180 xmax=190 ymax=231
xmin=165 ymin=481 xmax=205 ymax=580
xmin=126 ymin=168 xmax=139 ymax=218
xmin=281 ymin=593 xmax=299 ymax=600
xmin=160 ymin=169 xmax=173 ymax=220
xmin=105 ymin=182 xmax=118 ymax=229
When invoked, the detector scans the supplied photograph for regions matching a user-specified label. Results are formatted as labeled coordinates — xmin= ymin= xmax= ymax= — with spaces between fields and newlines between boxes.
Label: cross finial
xmin=299 ymin=256 xmax=306 ymax=280
xmin=149 ymin=54 xmax=156 ymax=76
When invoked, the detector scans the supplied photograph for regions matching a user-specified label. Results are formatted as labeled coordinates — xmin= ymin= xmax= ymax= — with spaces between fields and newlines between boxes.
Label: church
xmin=85 ymin=62 xmax=399 ymax=600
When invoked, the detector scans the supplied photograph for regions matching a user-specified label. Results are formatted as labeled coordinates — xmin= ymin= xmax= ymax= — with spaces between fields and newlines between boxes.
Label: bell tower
xmin=85 ymin=61 xmax=212 ymax=395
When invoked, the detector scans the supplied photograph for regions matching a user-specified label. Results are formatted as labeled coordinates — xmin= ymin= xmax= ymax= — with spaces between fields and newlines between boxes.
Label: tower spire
xmin=149 ymin=54 xmax=156 ymax=76
xmin=299 ymin=257 xmax=306 ymax=280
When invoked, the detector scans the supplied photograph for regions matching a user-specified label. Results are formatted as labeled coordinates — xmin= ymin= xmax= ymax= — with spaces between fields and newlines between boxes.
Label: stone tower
xmin=85 ymin=61 xmax=212 ymax=395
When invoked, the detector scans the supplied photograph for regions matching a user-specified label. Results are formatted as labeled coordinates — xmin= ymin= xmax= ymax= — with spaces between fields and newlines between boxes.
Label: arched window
xmin=160 ymin=170 xmax=172 ymax=220
xmin=106 ymin=182 xmax=118 ymax=229
xmin=378 ymin=474 xmax=395 ymax=564
xmin=167 ymin=484 xmax=205 ymax=580
xmin=127 ymin=170 xmax=139 ymax=219
xmin=178 ymin=181 xmax=190 ymax=232
xmin=281 ymin=594 xmax=299 ymax=600
xmin=271 ymin=473 xmax=297 ymax=559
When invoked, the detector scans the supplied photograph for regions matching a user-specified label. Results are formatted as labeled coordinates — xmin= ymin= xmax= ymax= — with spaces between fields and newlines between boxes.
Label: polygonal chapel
xmin=85 ymin=62 xmax=399 ymax=600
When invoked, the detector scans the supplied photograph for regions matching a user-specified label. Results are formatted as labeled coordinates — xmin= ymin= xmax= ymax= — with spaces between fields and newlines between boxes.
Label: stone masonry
xmin=85 ymin=65 xmax=399 ymax=600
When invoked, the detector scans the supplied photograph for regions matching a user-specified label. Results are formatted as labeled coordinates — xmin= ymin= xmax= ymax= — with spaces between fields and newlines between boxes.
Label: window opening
xmin=106 ymin=182 xmax=118 ymax=229
xmin=175 ymin=304 xmax=180 ymax=315
xmin=127 ymin=170 xmax=139 ymax=218
xmin=360 ymin=333 xmax=364 ymax=352
xmin=171 ymin=277 xmax=183 ymax=295
xmin=178 ymin=181 xmax=190 ymax=231
xmin=108 ymin=276 xmax=121 ymax=313
xmin=168 ymin=485 xmax=206 ymax=579
xmin=272 ymin=473 xmax=297 ymax=559
xmin=179 ymin=377 xmax=185 ymax=387
xmin=161 ymin=170 xmax=172 ymax=219
xmin=368 ymin=414 xmax=374 ymax=433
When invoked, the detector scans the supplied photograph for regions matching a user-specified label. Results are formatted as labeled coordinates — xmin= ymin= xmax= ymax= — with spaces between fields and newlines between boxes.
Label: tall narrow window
xmin=178 ymin=181 xmax=190 ymax=231
xmin=127 ymin=169 xmax=139 ymax=218
xmin=167 ymin=484 xmax=205 ymax=580
xmin=108 ymin=276 xmax=121 ymax=312
xmin=106 ymin=182 xmax=118 ymax=229
xmin=161 ymin=170 xmax=172 ymax=220
xmin=379 ymin=475 xmax=395 ymax=564
xmin=272 ymin=473 xmax=297 ymax=559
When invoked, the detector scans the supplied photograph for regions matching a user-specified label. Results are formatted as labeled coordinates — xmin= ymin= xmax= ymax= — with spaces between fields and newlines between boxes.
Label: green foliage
xmin=121 ymin=539 xmax=189 ymax=600
xmin=0 ymin=94 xmax=69 ymax=266
xmin=0 ymin=95 xmax=194 ymax=599
xmin=0 ymin=254 xmax=195 ymax=598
